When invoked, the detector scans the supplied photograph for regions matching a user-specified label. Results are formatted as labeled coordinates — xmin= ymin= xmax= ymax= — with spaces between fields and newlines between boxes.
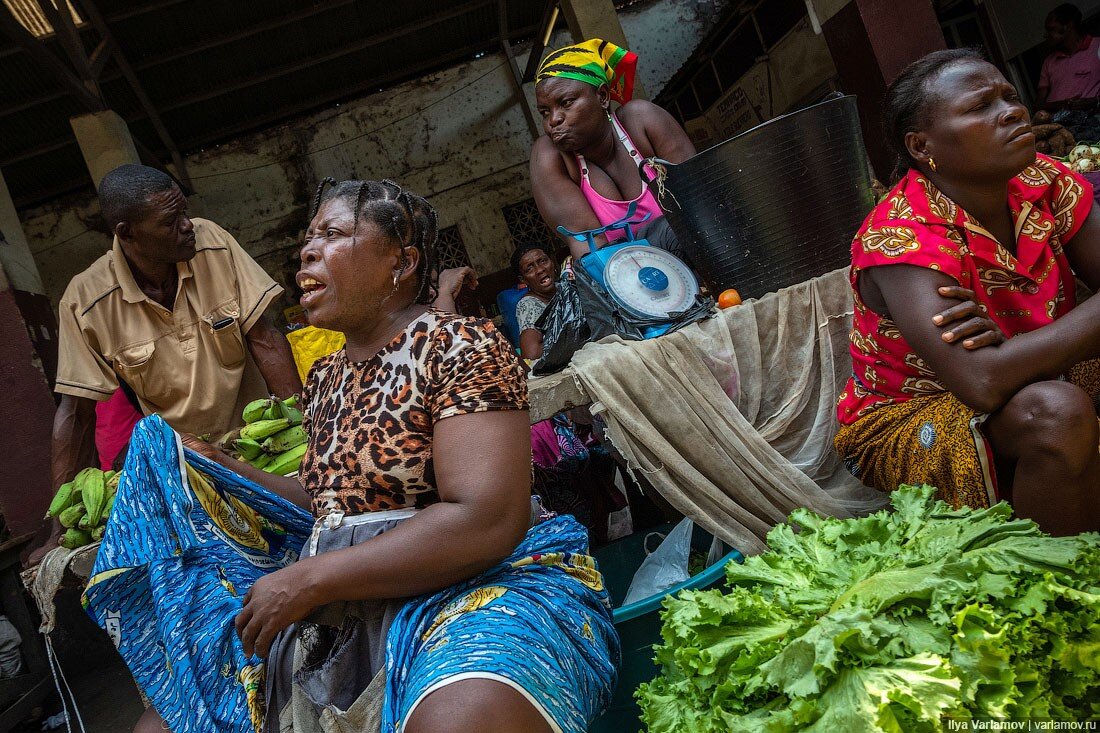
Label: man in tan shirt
xmin=46 ymin=165 xmax=301 ymax=556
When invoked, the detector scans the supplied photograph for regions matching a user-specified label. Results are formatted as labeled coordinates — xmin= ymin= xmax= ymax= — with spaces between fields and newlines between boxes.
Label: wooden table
xmin=528 ymin=369 xmax=591 ymax=423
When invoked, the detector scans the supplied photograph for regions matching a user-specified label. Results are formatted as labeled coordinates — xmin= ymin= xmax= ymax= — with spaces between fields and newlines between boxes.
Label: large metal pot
xmin=648 ymin=94 xmax=874 ymax=300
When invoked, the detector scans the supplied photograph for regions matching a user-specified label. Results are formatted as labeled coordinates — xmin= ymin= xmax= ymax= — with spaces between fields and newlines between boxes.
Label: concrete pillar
xmin=0 ymin=169 xmax=45 ymax=295
xmin=0 ymin=261 xmax=55 ymax=553
xmin=0 ymin=168 xmax=57 ymax=384
xmin=559 ymin=0 xmax=647 ymax=99
xmin=70 ymin=109 xmax=141 ymax=190
xmin=821 ymin=0 xmax=945 ymax=180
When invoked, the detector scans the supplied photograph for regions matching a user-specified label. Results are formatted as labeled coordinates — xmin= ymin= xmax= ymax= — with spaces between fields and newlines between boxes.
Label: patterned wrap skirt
xmin=83 ymin=415 xmax=314 ymax=733
xmin=835 ymin=359 xmax=1100 ymax=509
xmin=266 ymin=505 xmax=621 ymax=733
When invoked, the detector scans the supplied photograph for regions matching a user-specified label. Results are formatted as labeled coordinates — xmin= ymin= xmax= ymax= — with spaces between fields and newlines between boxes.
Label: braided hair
xmin=308 ymin=178 xmax=440 ymax=304
xmin=882 ymin=48 xmax=984 ymax=181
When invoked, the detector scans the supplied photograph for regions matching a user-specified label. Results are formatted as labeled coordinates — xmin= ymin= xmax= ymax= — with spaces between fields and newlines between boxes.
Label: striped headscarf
xmin=535 ymin=38 xmax=639 ymax=104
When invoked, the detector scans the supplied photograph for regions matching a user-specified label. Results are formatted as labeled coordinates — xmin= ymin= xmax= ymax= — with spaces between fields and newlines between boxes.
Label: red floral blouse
xmin=838 ymin=155 xmax=1093 ymax=425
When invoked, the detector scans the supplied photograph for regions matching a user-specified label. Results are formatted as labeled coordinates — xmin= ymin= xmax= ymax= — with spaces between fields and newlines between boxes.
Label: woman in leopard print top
xmin=184 ymin=179 xmax=618 ymax=733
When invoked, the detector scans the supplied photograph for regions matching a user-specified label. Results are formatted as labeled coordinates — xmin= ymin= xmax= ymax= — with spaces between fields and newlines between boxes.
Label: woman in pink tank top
xmin=530 ymin=39 xmax=697 ymax=261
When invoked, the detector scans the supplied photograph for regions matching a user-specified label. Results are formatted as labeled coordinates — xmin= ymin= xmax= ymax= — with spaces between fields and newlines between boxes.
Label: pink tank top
xmin=577 ymin=113 xmax=664 ymax=240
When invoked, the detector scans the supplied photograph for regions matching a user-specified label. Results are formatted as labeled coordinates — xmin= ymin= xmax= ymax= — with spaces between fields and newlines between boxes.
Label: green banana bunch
xmin=59 ymin=502 xmax=86 ymax=529
xmin=263 ymin=443 xmax=307 ymax=475
xmin=240 ymin=418 xmax=290 ymax=442
xmin=47 ymin=481 xmax=76 ymax=519
xmin=59 ymin=528 xmax=92 ymax=549
xmin=263 ymin=425 xmax=307 ymax=454
xmin=91 ymin=525 xmax=106 ymax=541
xmin=82 ymin=466 xmax=109 ymax=526
xmin=104 ymin=493 xmax=116 ymax=518
xmin=78 ymin=513 xmax=94 ymax=531
xmin=234 ymin=439 xmax=264 ymax=461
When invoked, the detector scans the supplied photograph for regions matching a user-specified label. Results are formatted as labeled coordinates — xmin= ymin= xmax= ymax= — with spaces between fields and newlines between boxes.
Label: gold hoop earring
xmin=928 ymin=157 xmax=937 ymax=172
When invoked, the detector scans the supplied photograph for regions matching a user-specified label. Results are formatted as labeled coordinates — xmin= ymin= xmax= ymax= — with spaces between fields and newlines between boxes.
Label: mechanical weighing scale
xmin=557 ymin=202 xmax=699 ymax=339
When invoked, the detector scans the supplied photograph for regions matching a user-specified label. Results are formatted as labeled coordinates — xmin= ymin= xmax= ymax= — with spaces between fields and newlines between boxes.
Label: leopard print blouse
xmin=298 ymin=310 xmax=528 ymax=517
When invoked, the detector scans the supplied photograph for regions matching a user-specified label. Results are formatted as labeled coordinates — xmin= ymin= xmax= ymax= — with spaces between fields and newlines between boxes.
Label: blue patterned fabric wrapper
xmin=83 ymin=415 xmax=314 ymax=733
xmin=382 ymin=514 xmax=621 ymax=733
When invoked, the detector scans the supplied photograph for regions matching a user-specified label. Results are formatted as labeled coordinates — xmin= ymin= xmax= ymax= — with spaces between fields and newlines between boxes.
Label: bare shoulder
xmin=530 ymin=135 xmax=575 ymax=183
xmin=531 ymin=134 xmax=561 ymax=165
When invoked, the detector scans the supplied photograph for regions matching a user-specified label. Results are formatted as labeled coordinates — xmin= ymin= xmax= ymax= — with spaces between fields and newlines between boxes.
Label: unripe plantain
xmin=59 ymin=528 xmax=92 ymax=549
xmin=262 ymin=425 xmax=307 ymax=454
xmin=83 ymin=468 xmax=108 ymax=526
xmin=239 ymin=418 xmax=290 ymax=441
xmin=234 ymin=439 xmax=264 ymax=461
xmin=242 ymin=398 xmax=273 ymax=424
xmin=47 ymin=481 xmax=76 ymax=518
xmin=249 ymin=452 xmax=274 ymax=470
xmin=59 ymin=503 xmax=86 ymax=529
xmin=263 ymin=443 xmax=308 ymax=475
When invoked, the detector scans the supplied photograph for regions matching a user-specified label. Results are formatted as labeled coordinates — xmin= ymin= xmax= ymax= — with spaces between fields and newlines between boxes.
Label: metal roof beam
xmin=0 ymin=88 xmax=66 ymax=117
xmin=177 ymin=27 xmax=537 ymax=153
xmin=105 ymin=0 xmax=185 ymax=23
xmin=128 ymin=0 xmax=357 ymax=74
xmin=0 ymin=137 xmax=73 ymax=167
xmin=75 ymin=0 xmax=191 ymax=188
xmin=0 ymin=3 xmax=104 ymax=112
xmin=87 ymin=36 xmax=109 ymax=76
xmin=159 ymin=0 xmax=495 ymax=114
xmin=523 ymin=0 xmax=559 ymax=83
xmin=34 ymin=0 xmax=93 ymax=83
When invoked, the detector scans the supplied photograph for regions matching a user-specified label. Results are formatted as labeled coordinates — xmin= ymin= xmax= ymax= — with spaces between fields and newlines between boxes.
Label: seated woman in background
xmin=512 ymin=241 xmax=558 ymax=361
xmin=506 ymin=241 xmax=628 ymax=544
xmin=835 ymin=49 xmax=1100 ymax=536
xmin=170 ymin=179 xmax=618 ymax=733
xmin=530 ymin=39 xmax=696 ymax=261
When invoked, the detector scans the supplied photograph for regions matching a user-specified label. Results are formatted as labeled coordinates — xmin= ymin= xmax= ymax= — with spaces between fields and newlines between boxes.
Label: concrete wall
xmin=17 ymin=0 xmax=726 ymax=316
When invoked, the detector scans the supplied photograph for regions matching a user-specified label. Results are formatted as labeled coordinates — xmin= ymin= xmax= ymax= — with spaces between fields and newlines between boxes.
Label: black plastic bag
xmin=532 ymin=271 xmax=591 ymax=375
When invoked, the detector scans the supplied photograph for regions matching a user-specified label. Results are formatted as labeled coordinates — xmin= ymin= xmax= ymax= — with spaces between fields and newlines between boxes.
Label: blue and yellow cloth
xmin=83 ymin=415 xmax=314 ymax=733
xmin=83 ymin=416 xmax=620 ymax=732
xmin=383 ymin=514 xmax=620 ymax=732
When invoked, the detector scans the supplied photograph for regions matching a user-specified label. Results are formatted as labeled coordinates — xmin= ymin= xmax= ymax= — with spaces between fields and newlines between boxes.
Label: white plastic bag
xmin=622 ymin=517 xmax=694 ymax=605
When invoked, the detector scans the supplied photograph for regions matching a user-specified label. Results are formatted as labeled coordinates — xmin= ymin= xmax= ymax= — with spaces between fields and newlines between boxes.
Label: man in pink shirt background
xmin=1039 ymin=3 xmax=1100 ymax=110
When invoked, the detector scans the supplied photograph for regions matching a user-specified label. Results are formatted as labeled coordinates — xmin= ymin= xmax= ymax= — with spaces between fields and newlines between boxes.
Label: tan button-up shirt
xmin=55 ymin=218 xmax=283 ymax=437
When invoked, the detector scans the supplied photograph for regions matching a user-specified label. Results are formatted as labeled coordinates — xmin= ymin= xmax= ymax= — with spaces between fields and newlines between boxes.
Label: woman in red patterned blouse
xmin=835 ymin=49 xmax=1100 ymax=535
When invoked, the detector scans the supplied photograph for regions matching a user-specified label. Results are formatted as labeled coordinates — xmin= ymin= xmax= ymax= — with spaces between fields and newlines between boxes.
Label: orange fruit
xmin=717 ymin=288 xmax=742 ymax=309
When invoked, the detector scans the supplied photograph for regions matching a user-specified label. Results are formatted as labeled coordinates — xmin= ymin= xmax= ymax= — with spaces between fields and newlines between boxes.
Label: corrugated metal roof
xmin=2 ymin=0 xmax=83 ymax=38
xmin=0 ymin=0 xmax=549 ymax=207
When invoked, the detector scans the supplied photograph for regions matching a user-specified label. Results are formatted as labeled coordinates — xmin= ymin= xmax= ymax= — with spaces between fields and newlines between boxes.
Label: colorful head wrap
xmin=535 ymin=38 xmax=639 ymax=104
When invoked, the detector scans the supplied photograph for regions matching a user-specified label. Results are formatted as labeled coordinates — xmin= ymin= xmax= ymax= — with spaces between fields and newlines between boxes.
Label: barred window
xmin=502 ymin=198 xmax=559 ymax=253
xmin=436 ymin=225 xmax=472 ymax=270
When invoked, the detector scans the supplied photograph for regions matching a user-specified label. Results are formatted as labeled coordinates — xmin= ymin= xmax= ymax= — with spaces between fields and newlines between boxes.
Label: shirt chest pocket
xmin=202 ymin=303 xmax=246 ymax=368
xmin=114 ymin=341 xmax=169 ymax=404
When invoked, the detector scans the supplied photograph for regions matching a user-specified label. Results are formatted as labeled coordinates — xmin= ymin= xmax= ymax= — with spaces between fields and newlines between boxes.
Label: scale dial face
xmin=603 ymin=245 xmax=699 ymax=319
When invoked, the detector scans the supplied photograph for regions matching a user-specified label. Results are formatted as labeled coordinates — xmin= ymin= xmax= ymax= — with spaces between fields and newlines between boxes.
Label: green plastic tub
xmin=589 ymin=524 xmax=744 ymax=733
